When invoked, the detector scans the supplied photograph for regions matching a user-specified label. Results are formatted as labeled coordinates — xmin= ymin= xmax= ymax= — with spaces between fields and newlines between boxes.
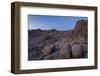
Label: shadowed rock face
xmin=28 ymin=19 xmax=88 ymax=60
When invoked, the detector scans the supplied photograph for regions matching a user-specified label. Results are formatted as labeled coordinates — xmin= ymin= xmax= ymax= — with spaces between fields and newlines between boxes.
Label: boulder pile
xmin=28 ymin=19 xmax=88 ymax=60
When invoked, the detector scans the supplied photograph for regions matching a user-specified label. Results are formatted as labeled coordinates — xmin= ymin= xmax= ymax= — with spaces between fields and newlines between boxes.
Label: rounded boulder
xmin=71 ymin=44 xmax=82 ymax=58
xmin=60 ymin=44 xmax=71 ymax=59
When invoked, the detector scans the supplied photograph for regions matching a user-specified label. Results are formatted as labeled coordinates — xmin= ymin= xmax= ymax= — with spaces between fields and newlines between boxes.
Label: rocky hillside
xmin=28 ymin=19 xmax=88 ymax=60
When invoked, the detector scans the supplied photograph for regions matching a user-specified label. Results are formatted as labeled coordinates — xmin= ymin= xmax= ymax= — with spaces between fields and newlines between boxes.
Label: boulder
xmin=44 ymin=51 xmax=61 ymax=60
xmin=70 ymin=41 xmax=80 ymax=46
xmin=41 ymin=44 xmax=54 ymax=55
xmin=81 ymin=43 xmax=88 ymax=58
xmin=81 ymin=44 xmax=88 ymax=54
xmin=54 ymin=39 xmax=67 ymax=50
xmin=60 ymin=44 xmax=71 ymax=59
xmin=71 ymin=44 xmax=82 ymax=58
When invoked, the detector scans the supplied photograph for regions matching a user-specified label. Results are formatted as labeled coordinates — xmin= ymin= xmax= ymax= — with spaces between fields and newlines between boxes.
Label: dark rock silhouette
xmin=28 ymin=19 xmax=88 ymax=60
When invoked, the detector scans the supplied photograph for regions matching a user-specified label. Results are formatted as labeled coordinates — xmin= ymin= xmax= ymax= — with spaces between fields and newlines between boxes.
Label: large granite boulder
xmin=60 ymin=44 xmax=72 ymax=59
xmin=71 ymin=44 xmax=82 ymax=58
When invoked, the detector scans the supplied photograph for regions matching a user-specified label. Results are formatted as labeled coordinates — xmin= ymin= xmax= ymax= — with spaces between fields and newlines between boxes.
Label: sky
xmin=28 ymin=15 xmax=87 ymax=31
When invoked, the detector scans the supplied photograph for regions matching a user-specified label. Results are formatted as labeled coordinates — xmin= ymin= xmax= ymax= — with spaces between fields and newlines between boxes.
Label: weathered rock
xmin=71 ymin=44 xmax=82 ymax=58
xmin=28 ymin=19 xmax=88 ymax=60
xmin=81 ymin=43 xmax=88 ymax=58
xmin=54 ymin=39 xmax=67 ymax=50
xmin=70 ymin=41 xmax=80 ymax=46
xmin=60 ymin=44 xmax=72 ymax=59
xmin=81 ymin=43 xmax=88 ymax=54
xmin=72 ymin=20 xmax=88 ymax=41
xmin=28 ymin=50 xmax=43 ymax=60
xmin=44 ymin=51 xmax=61 ymax=60
xmin=41 ymin=44 xmax=55 ymax=55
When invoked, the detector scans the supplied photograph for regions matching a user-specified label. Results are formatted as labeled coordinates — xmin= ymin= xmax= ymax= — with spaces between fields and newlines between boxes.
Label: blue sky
xmin=28 ymin=15 xmax=87 ymax=31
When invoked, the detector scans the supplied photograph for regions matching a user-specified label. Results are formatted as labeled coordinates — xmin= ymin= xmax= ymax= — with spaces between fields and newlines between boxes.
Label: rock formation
xmin=28 ymin=19 xmax=88 ymax=60
xmin=60 ymin=44 xmax=71 ymax=59
xmin=71 ymin=44 xmax=82 ymax=58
